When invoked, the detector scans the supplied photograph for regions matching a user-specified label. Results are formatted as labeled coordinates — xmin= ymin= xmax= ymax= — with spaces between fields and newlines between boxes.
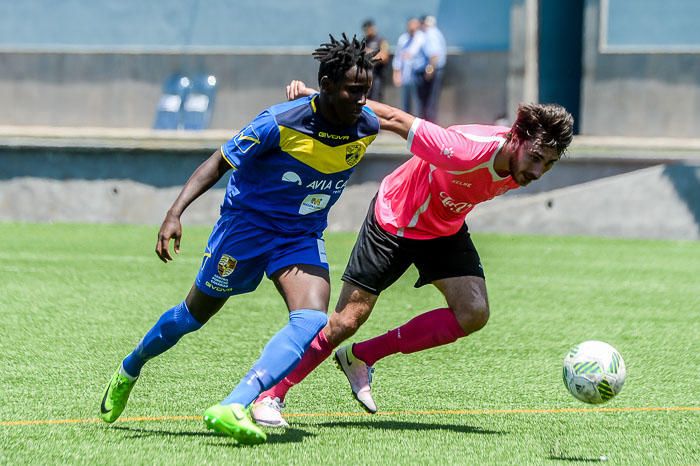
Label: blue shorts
xmin=195 ymin=212 xmax=329 ymax=298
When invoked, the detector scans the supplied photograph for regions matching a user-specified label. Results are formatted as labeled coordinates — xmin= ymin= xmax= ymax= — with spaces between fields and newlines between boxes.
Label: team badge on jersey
xmin=217 ymin=254 xmax=238 ymax=277
xmin=345 ymin=144 xmax=362 ymax=166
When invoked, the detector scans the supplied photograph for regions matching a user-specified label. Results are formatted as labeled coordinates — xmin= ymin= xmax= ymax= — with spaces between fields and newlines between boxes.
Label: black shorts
xmin=341 ymin=197 xmax=485 ymax=295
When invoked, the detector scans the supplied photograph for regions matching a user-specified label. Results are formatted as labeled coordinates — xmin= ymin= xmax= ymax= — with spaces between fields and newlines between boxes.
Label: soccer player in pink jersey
xmin=252 ymin=80 xmax=574 ymax=427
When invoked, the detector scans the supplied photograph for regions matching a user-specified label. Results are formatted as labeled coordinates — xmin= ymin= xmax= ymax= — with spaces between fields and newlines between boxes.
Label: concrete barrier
xmin=468 ymin=164 xmax=700 ymax=240
xmin=1 ymin=128 xmax=699 ymax=239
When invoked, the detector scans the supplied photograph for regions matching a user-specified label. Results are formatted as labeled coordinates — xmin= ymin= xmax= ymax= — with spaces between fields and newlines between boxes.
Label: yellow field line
xmin=1 ymin=406 xmax=698 ymax=427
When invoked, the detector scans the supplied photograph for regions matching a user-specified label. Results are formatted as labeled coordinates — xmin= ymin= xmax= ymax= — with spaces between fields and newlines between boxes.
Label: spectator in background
xmin=362 ymin=19 xmax=390 ymax=102
xmin=392 ymin=17 xmax=425 ymax=114
xmin=416 ymin=15 xmax=447 ymax=123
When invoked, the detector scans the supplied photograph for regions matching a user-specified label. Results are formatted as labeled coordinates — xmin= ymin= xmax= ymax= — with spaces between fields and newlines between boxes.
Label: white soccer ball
xmin=562 ymin=340 xmax=626 ymax=404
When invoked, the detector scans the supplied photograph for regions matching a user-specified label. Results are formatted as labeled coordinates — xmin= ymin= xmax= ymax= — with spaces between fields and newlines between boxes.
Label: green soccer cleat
xmin=203 ymin=403 xmax=267 ymax=445
xmin=99 ymin=367 xmax=138 ymax=423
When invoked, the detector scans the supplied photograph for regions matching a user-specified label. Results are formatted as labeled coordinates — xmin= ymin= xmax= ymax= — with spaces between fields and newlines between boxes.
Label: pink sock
xmin=353 ymin=308 xmax=466 ymax=366
xmin=256 ymin=330 xmax=334 ymax=402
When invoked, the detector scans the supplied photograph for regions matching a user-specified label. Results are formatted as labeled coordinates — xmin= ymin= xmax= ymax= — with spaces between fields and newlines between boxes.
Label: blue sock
xmin=122 ymin=301 xmax=203 ymax=377
xmin=221 ymin=309 xmax=328 ymax=407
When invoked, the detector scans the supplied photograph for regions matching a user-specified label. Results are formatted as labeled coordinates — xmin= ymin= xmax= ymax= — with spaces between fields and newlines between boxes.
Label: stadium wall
xmin=0 ymin=50 xmax=508 ymax=129
xmin=2 ymin=136 xmax=699 ymax=239
xmin=579 ymin=0 xmax=700 ymax=137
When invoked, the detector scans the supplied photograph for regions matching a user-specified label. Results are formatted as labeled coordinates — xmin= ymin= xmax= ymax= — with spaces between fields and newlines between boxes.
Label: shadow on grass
xmin=547 ymin=454 xmax=607 ymax=463
xmin=109 ymin=425 xmax=315 ymax=446
xmin=295 ymin=419 xmax=505 ymax=435
xmin=110 ymin=425 xmax=215 ymax=439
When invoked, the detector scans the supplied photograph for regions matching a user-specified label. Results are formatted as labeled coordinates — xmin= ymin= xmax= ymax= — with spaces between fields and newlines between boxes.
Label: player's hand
xmin=155 ymin=212 xmax=182 ymax=263
xmin=286 ymin=80 xmax=316 ymax=100
xmin=392 ymin=73 xmax=402 ymax=88
xmin=424 ymin=65 xmax=435 ymax=82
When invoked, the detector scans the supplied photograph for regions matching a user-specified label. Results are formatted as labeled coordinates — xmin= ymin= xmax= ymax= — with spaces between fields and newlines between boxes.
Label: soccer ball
xmin=562 ymin=340 xmax=626 ymax=404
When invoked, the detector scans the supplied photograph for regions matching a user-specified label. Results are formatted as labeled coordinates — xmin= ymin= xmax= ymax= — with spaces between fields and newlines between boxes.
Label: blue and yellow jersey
xmin=220 ymin=94 xmax=379 ymax=235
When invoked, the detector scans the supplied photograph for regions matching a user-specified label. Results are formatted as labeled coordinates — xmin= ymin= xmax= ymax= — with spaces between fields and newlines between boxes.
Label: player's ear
xmin=319 ymin=75 xmax=334 ymax=94
xmin=506 ymin=130 xmax=519 ymax=147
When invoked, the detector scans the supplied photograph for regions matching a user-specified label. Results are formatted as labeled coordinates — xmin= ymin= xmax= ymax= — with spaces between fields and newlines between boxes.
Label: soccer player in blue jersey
xmin=99 ymin=34 xmax=380 ymax=445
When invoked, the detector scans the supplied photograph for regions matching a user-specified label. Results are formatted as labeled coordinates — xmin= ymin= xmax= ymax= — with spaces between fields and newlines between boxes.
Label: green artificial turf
xmin=0 ymin=223 xmax=698 ymax=464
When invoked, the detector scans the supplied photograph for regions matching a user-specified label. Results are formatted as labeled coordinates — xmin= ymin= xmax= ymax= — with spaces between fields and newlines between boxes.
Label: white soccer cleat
xmin=335 ymin=344 xmax=377 ymax=413
xmin=251 ymin=396 xmax=289 ymax=428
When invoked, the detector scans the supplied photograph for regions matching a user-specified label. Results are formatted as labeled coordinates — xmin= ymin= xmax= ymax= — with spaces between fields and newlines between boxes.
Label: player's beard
xmin=509 ymin=155 xmax=527 ymax=186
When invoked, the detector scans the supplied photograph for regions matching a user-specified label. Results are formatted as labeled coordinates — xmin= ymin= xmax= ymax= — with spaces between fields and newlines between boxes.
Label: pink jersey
xmin=375 ymin=119 xmax=520 ymax=239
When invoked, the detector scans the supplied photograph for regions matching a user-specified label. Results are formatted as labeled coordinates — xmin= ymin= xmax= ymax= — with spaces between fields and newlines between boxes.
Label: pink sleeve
xmin=407 ymin=119 xmax=500 ymax=171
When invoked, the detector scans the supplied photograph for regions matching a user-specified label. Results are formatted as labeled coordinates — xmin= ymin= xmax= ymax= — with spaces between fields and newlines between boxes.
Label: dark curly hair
xmin=313 ymin=33 xmax=378 ymax=85
xmin=511 ymin=103 xmax=574 ymax=156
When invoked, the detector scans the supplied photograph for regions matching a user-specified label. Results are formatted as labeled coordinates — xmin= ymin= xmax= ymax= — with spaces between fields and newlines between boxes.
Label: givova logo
xmin=319 ymin=131 xmax=350 ymax=140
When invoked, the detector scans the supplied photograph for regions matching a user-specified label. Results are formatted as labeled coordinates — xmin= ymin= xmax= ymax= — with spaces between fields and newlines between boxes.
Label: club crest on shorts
xmin=345 ymin=144 xmax=362 ymax=166
xmin=217 ymin=254 xmax=237 ymax=277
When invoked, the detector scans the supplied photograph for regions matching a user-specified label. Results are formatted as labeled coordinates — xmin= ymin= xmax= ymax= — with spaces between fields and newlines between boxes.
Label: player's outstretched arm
xmin=285 ymin=80 xmax=415 ymax=140
xmin=155 ymin=149 xmax=231 ymax=263
xmin=364 ymin=100 xmax=415 ymax=140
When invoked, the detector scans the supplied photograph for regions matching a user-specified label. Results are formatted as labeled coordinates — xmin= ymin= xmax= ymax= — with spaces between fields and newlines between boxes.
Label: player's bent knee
xmin=185 ymin=287 xmax=227 ymax=324
xmin=336 ymin=318 xmax=359 ymax=339
xmin=327 ymin=312 xmax=361 ymax=344
xmin=454 ymin=301 xmax=490 ymax=334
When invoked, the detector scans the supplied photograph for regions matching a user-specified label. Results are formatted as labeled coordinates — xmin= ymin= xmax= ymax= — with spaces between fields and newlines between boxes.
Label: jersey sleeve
xmin=407 ymin=118 xmax=500 ymax=171
xmin=220 ymin=110 xmax=280 ymax=169
xmin=363 ymin=106 xmax=381 ymax=136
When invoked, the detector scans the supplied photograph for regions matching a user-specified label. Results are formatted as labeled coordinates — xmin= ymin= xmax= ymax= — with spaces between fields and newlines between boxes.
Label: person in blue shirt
xmin=392 ymin=17 xmax=425 ymax=114
xmin=99 ymin=34 xmax=380 ymax=445
xmin=416 ymin=15 xmax=447 ymax=123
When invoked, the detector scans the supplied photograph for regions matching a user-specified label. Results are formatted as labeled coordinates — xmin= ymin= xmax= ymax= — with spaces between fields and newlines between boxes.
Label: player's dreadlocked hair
xmin=313 ymin=33 xmax=378 ymax=85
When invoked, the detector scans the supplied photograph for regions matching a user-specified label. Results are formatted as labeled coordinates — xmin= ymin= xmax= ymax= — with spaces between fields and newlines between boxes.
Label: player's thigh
xmin=194 ymin=214 xmax=271 ymax=300
xmin=412 ymin=224 xmax=489 ymax=332
xmin=411 ymin=223 xmax=485 ymax=288
xmin=271 ymin=264 xmax=331 ymax=312
xmin=341 ymin=198 xmax=413 ymax=295
xmin=267 ymin=235 xmax=331 ymax=312
xmin=433 ymin=275 xmax=489 ymax=313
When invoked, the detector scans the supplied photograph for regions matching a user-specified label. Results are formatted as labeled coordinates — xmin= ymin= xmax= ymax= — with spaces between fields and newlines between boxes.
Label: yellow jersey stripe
xmin=278 ymin=126 xmax=377 ymax=174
